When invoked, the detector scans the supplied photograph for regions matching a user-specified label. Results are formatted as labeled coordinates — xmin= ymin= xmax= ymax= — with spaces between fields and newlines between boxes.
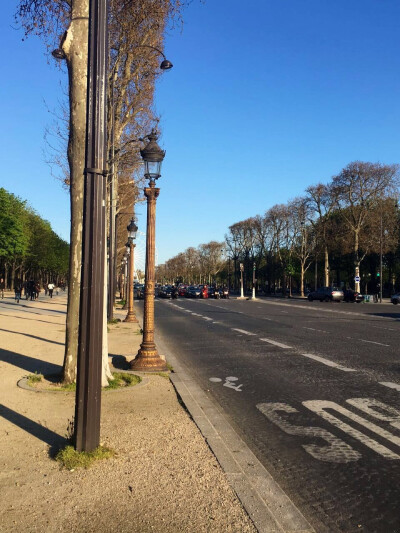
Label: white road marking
xmin=202 ymin=317 xmax=213 ymax=321
xmin=209 ymin=377 xmax=222 ymax=382
xmin=303 ymin=400 xmax=400 ymax=460
xmin=259 ymin=338 xmax=292 ymax=349
xmin=303 ymin=327 xmax=329 ymax=333
xmin=379 ymin=382 xmax=400 ymax=392
xmin=257 ymin=402 xmax=361 ymax=463
xmin=346 ymin=398 xmax=400 ymax=430
xmin=359 ymin=339 xmax=390 ymax=347
xmin=300 ymin=353 xmax=356 ymax=372
xmin=231 ymin=328 xmax=257 ymax=336
xmin=370 ymin=325 xmax=396 ymax=331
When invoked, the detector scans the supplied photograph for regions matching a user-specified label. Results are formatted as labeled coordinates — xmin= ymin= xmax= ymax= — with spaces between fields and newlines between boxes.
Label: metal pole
xmin=124 ymin=242 xmax=138 ymax=322
xmin=131 ymin=182 xmax=167 ymax=371
xmin=107 ymin=78 xmax=116 ymax=320
xmin=75 ymin=0 xmax=108 ymax=453
xmin=380 ymin=211 xmax=383 ymax=303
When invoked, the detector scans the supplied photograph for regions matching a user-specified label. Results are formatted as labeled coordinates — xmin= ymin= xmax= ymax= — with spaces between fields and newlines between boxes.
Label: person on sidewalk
xmin=47 ymin=282 xmax=55 ymax=298
xmin=0 ymin=277 xmax=4 ymax=299
xmin=14 ymin=280 xmax=22 ymax=304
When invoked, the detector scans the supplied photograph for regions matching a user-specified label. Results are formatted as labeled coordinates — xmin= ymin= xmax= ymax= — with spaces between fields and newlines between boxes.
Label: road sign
xmin=240 ymin=263 xmax=244 ymax=272
xmin=354 ymin=276 xmax=360 ymax=282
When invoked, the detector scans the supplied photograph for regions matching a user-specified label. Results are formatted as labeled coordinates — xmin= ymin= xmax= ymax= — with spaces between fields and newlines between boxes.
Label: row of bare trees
xmin=16 ymin=0 xmax=184 ymax=384
xmin=157 ymin=162 xmax=400 ymax=296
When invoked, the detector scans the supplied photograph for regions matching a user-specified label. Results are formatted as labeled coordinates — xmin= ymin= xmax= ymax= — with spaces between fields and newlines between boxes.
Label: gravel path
xmin=0 ymin=292 xmax=256 ymax=532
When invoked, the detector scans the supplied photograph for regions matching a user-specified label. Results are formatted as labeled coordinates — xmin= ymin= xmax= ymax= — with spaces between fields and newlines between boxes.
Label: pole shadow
xmin=0 ymin=347 xmax=61 ymax=374
xmin=0 ymin=328 xmax=64 ymax=346
xmin=0 ymin=313 xmax=63 ymax=326
xmin=0 ymin=403 xmax=67 ymax=455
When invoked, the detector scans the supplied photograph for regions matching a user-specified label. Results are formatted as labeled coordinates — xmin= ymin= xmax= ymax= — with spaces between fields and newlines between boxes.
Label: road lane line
xmin=303 ymin=327 xmax=329 ymax=333
xmin=300 ymin=353 xmax=356 ymax=372
xmin=231 ymin=328 xmax=257 ymax=336
xmin=259 ymin=338 xmax=292 ymax=349
xmin=379 ymin=382 xmax=400 ymax=392
xmin=359 ymin=339 xmax=390 ymax=347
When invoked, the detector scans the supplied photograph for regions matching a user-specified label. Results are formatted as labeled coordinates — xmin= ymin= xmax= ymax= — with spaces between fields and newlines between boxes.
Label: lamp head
xmin=160 ymin=58 xmax=173 ymax=70
xmin=127 ymin=218 xmax=138 ymax=240
xmin=140 ymin=130 xmax=165 ymax=183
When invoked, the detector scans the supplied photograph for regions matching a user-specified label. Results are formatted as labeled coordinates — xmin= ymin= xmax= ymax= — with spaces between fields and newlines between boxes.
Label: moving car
xmin=307 ymin=287 xmax=344 ymax=302
xmin=343 ymin=289 xmax=364 ymax=303
xmin=158 ymin=286 xmax=173 ymax=299
xmin=186 ymin=286 xmax=201 ymax=298
xmin=391 ymin=293 xmax=400 ymax=305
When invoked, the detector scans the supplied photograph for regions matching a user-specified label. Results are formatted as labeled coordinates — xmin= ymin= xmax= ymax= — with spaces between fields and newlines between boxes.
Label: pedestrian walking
xmin=0 ymin=277 xmax=4 ymax=299
xmin=14 ymin=280 xmax=22 ymax=304
xmin=48 ymin=282 xmax=55 ymax=298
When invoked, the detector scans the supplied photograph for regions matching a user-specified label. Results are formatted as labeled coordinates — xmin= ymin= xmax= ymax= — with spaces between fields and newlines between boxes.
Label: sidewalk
xmin=0 ymin=292 xmax=256 ymax=532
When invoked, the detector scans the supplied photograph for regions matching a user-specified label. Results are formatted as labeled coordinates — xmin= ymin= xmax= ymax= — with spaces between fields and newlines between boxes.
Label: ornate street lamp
xmin=124 ymin=218 xmax=138 ymax=323
xmin=130 ymin=130 xmax=167 ymax=372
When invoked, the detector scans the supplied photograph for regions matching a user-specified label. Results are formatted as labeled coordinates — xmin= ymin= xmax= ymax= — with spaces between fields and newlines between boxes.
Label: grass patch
xmin=166 ymin=363 xmax=174 ymax=372
xmin=56 ymin=445 xmax=115 ymax=470
xmin=105 ymin=372 xmax=141 ymax=389
xmin=107 ymin=318 xmax=120 ymax=324
xmin=27 ymin=372 xmax=43 ymax=385
xmin=153 ymin=372 xmax=170 ymax=379
xmin=116 ymin=299 xmax=126 ymax=307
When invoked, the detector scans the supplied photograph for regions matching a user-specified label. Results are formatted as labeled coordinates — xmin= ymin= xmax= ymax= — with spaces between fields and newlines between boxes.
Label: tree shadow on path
xmin=0 ymin=403 xmax=67 ymax=454
xmin=0 ymin=328 xmax=64 ymax=346
xmin=0 ymin=347 xmax=61 ymax=375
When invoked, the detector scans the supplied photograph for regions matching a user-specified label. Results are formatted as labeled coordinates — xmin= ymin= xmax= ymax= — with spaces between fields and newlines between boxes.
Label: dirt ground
xmin=0 ymin=292 xmax=256 ymax=532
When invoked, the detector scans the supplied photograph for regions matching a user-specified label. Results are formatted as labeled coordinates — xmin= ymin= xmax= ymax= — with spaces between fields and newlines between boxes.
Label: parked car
xmin=391 ymin=293 xmax=400 ymax=305
xmin=307 ymin=287 xmax=344 ymax=302
xmin=186 ymin=286 xmax=201 ymax=298
xmin=343 ymin=289 xmax=364 ymax=303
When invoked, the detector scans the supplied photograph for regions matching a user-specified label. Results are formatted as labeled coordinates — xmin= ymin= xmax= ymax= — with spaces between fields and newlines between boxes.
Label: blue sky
xmin=1 ymin=1 xmax=400 ymax=264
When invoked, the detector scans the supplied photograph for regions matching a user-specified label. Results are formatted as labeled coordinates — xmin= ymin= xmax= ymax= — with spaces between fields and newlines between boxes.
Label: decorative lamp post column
xmin=122 ymin=254 xmax=129 ymax=309
xmin=131 ymin=130 xmax=168 ymax=372
xmin=124 ymin=218 xmax=138 ymax=323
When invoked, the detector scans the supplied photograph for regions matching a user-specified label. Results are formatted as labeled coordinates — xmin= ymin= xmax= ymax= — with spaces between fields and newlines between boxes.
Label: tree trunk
xmin=62 ymin=1 xmax=89 ymax=384
xmin=300 ymin=262 xmax=305 ymax=297
xmin=324 ymin=246 xmax=329 ymax=287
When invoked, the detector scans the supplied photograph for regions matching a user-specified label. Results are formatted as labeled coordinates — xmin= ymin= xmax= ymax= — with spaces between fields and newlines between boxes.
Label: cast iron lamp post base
xmin=130 ymin=345 xmax=167 ymax=372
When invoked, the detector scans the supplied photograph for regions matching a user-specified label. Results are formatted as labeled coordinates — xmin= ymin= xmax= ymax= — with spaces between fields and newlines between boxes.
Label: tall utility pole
xmin=74 ymin=0 xmax=108 ymax=453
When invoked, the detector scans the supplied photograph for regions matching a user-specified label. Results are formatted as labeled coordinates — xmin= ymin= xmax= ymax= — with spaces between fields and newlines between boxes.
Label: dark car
xmin=391 ymin=293 xmax=400 ymax=305
xmin=307 ymin=286 xmax=344 ymax=302
xmin=158 ymin=286 xmax=172 ymax=299
xmin=186 ymin=286 xmax=201 ymax=298
xmin=343 ymin=289 xmax=364 ymax=303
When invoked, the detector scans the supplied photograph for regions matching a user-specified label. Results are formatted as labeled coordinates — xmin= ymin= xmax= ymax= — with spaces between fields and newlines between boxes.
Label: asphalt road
xmin=150 ymin=296 xmax=400 ymax=533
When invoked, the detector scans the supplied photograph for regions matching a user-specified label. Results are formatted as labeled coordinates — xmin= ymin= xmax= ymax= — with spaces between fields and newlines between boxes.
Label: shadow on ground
xmin=0 ymin=403 xmax=67 ymax=455
xmin=0 ymin=328 xmax=64 ymax=346
xmin=0 ymin=348 xmax=61 ymax=374
xmin=110 ymin=354 xmax=130 ymax=370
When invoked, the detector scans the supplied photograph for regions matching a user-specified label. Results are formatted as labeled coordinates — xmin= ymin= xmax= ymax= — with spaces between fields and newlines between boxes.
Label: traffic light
xmin=376 ymin=272 xmax=380 ymax=277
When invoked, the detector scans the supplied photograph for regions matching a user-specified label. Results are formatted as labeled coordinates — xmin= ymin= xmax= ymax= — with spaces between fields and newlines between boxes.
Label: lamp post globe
xmin=131 ymin=130 xmax=167 ymax=372
xmin=140 ymin=130 xmax=165 ymax=183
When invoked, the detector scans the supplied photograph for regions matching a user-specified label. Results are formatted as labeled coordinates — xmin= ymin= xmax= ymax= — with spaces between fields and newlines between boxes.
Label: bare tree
xmin=332 ymin=161 xmax=399 ymax=291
